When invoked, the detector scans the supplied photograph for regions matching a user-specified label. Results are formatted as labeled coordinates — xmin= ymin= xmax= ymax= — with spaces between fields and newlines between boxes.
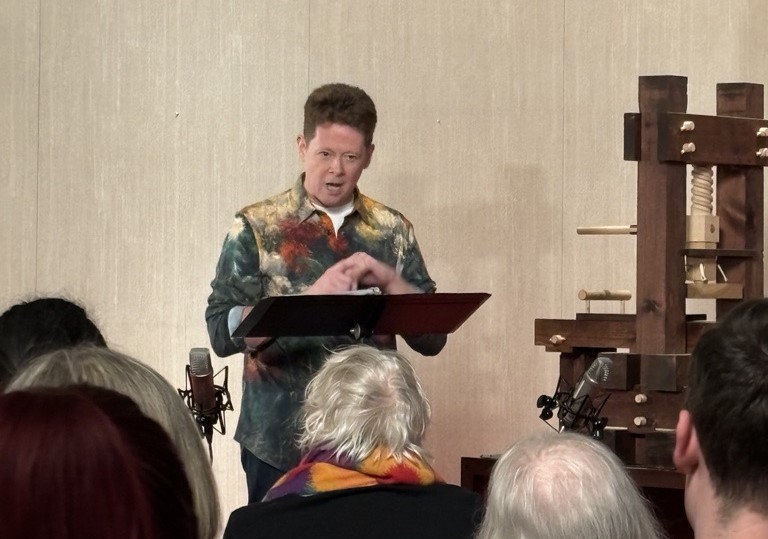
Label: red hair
xmin=0 ymin=385 xmax=197 ymax=539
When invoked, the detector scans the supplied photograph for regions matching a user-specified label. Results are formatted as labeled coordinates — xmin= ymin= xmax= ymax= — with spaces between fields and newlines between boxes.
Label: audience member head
xmin=303 ymin=83 xmax=377 ymax=146
xmin=0 ymin=296 xmax=105 ymax=388
xmin=674 ymin=298 xmax=768 ymax=533
xmin=0 ymin=348 xmax=10 ymax=389
xmin=298 ymin=344 xmax=431 ymax=464
xmin=6 ymin=345 xmax=220 ymax=539
xmin=0 ymin=384 xmax=197 ymax=539
xmin=477 ymin=431 xmax=665 ymax=539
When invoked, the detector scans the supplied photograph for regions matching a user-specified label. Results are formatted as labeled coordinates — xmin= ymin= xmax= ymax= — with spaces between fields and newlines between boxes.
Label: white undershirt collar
xmin=311 ymin=200 xmax=355 ymax=234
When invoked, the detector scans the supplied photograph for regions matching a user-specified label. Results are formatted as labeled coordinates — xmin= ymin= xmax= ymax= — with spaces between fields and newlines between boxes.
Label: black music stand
xmin=232 ymin=292 xmax=491 ymax=339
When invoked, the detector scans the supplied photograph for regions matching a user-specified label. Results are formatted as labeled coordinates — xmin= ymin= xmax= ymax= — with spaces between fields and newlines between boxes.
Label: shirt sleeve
xmin=398 ymin=220 xmax=437 ymax=294
xmin=206 ymin=216 xmax=264 ymax=357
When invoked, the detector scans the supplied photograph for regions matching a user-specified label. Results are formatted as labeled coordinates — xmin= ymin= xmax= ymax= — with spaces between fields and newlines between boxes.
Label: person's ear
xmin=673 ymin=409 xmax=700 ymax=473
xmin=363 ymin=144 xmax=375 ymax=169
xmin=297 ymin=134 xmax=307 ymax=161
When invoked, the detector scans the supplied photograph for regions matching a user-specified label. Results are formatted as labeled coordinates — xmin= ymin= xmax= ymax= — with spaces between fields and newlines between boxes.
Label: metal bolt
xmin=681 ymin=142 xmax=696 ymax=155
xmin=680 ymin=121 xmax=695 ymax=131
xmin=634 ymin=393 xmax=648 ymax=404
xmin=757 ymin=127 xmax=768 ymax=137
xmin=757 ymin=148 xmax=768 ymax=159
xmin=633 ymin=416 xmax=647 ymax=427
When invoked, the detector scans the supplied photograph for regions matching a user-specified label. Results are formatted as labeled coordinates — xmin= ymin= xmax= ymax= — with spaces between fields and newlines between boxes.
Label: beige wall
xmin=3 ymin=0 xmax=767 ymax=535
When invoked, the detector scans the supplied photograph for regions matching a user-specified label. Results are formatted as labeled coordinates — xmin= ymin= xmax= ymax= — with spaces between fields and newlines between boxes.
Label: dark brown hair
xmin=686 ymin=298 xmax=768 ymax=514
xmin=303 ymin=83 xmax=377 ymax=146
xmin=0 ymin=385 xmax=198 ymax=539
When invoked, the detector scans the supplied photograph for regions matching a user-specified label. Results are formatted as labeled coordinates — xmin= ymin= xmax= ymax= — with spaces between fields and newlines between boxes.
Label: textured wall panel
xmin=0 ymin=0 xmax=39 ymax=306
xmin=34 ymin=0 xmax=308 ymax=530
xmin=4 ymin=0 xmax=768 ymax=533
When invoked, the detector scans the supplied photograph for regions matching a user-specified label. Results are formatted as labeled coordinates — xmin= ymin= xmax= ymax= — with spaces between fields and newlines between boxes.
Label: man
xmin=674 ymin=298 xmax=768 ymax=538
xmin=206 ymin=83 xmax=446 ymax=503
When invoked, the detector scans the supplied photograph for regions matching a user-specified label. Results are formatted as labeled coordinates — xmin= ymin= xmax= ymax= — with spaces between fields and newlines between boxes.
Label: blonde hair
xmin=6 ymin=346 xmax=220 ymax=539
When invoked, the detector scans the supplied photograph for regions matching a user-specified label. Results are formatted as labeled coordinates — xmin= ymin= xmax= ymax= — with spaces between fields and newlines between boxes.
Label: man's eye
xmin=345 ymin=155 xmax=358 ymax=161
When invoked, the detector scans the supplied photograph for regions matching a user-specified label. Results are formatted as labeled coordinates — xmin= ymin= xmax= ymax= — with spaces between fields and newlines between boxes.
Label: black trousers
xmin=240 ymin=447 xmax=285 ymax=504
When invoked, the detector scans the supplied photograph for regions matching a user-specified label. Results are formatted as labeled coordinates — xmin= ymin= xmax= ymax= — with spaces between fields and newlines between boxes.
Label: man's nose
xmin=329 ymin=156 xmax=344 ymax=175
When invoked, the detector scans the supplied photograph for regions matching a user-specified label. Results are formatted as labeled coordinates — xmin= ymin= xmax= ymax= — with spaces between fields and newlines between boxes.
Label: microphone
xmin=189 ymin=348 xmax=216 ymax=415
xmin=558 ymin=355 xmax=613 ymax=432
xmin=179 ymin=347 xmax=233 ymax=460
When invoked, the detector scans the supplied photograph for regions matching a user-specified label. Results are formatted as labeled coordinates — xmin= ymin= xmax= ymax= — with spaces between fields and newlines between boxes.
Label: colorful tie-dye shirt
xmin=205 ymin=176 xmax=436 ymax=469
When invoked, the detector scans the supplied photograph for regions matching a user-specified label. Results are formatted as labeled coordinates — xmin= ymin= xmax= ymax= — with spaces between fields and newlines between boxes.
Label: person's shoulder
xmin=239 ymin=186 xmax=292 ymax=214
xmin=357 ymin=192 xmax=413 ymax=228
xmin=223 ymin=494 xmax=318 ymax=539
xmin=238 ymin=185 xmax=300 ymax=225
xmin=224 ymin=485 xmax=482 ymax=539
xmin=400 ymin=483 xmax=482 ymax=505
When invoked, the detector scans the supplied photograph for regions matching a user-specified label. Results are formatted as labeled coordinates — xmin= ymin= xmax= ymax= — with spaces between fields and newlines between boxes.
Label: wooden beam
xmin=534 ymin=316 xmax=716 ymax=353
xmin=715 ymin=83 xmax=765 ymax=318
xmin=656 ymin=113 xmax=768 ymax=166
xmin=534 ymin=318 xmax=635 ymax=351
xmin=636 ymin=76 xmax=689 ymax=354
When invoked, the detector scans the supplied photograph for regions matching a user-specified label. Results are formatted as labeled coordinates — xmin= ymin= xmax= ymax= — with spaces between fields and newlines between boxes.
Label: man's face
xmin=298 ymin=122 xmax=374 ymax=208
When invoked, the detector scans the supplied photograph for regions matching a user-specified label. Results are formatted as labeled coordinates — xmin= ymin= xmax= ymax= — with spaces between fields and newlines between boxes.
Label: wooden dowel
xmin=578 ymin=289 xmax=633 ymax=301
xmin=576 ymin=225 xmax=637 ymax=235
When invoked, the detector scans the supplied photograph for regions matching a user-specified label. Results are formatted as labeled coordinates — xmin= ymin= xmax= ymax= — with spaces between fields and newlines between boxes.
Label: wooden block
xmin=605 ymin=430 xmax=677 ymax=468
xmin=602 ymin=429 xmax=637 ymax=465
xmin=686 ymin=282 xmax=743 ymax=299
xmin=641 ymin=354 xmax=691 ymax=391
xmin=460 ymin=457 xmax=496 ymax=501
xmin=601 ymin=390 xmax=685 ymax=430
xmin=644 ymin=432 xmax=677 ymax=468
xmin=686 ymin=214 xmax=719 ymax=244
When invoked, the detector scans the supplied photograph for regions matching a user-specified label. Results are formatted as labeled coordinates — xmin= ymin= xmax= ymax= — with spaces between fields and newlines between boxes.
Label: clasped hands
xmin=304 ymin=252 xmax=418 ymax=295
xmin=246 ymin=252 xmax=445 ymax=355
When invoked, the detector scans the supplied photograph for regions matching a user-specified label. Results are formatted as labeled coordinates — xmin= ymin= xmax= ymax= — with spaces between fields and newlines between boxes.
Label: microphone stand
xmin=536 ymin=376 xmax=610 ymax=440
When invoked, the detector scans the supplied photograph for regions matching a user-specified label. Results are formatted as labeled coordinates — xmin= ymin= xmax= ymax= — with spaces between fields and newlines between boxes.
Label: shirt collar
xmin=290 ymin=174 xmax=375 ymax=227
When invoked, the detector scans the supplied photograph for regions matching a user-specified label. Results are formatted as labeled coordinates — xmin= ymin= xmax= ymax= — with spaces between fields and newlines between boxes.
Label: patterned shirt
xmin=205 ymin=176 xmax=436 ymax=469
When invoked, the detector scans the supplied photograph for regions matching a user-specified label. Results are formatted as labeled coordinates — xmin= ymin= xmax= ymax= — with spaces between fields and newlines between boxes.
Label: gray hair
xmin=298 ymin=345 xmax=431 ymax=463
xmin=476 ymin=431 xmax=666 ymax=539
xmin=5 ymin=346 xmax=220 ymax=539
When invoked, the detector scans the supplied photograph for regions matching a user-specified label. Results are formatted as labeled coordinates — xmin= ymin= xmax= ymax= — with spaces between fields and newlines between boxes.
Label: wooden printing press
xmin=459 ymin=75 xmax=767 ymax=539
xmin=533 ymin=75 xmax=767 ymax=539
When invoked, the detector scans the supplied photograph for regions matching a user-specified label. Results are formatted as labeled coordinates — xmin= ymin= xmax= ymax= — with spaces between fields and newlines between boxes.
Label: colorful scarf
xmin=263 ymin=447 xmax=442 ymax=502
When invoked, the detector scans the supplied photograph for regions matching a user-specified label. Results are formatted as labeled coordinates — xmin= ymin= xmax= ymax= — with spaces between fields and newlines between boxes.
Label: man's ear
xmin=297 ymin=134 xmax=307 ymax=161
xmin=673 ymin=409 xmax=700 ymax=473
